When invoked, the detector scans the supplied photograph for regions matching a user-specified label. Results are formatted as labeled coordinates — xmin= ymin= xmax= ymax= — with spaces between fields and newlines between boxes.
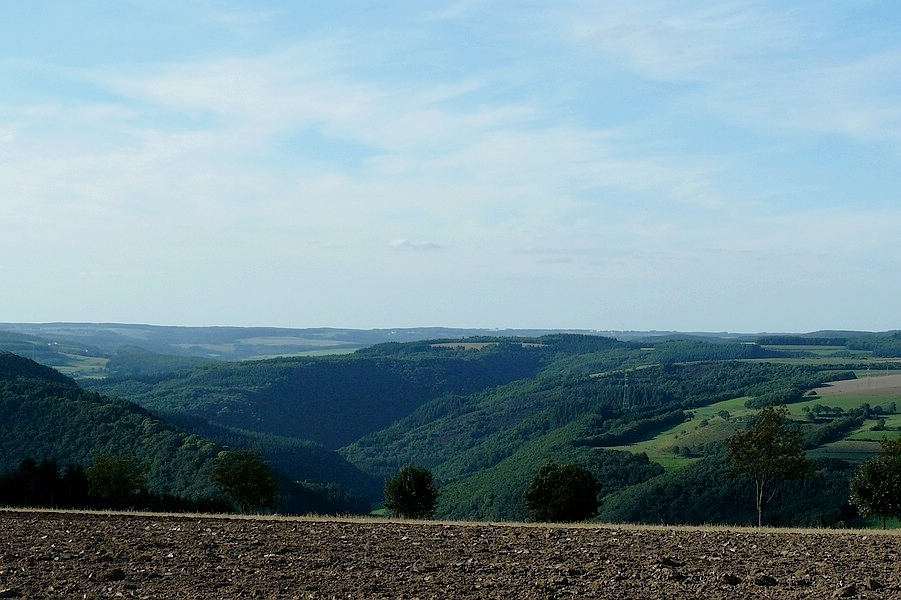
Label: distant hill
xmin=0 ymin=323 xmax=612 ymax=361
xmin=343 ymin=356 xmax=850 ymax=521
xmin=83 ymin=333 xmax=872 ymax=522
xmin=87 ymin=338 xmax=561 ymax=448
xmin=0 ymin=330 xmax=108 ymax=379
xmin=5 ymin=322 xmax=896 ymax=377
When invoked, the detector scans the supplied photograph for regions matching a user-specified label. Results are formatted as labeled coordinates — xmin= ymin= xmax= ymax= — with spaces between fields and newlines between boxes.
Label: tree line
xmin=0 ymin=450 xmax=280 ymax=515
xmin=384 ymin=404 xmax=901 ymax=529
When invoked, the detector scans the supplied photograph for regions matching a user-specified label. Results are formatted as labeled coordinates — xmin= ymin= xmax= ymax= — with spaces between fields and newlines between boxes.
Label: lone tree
xmin=850 ymin=437 xmax=901 ymax=529
xmin=383 ymin=464 xmax=439 ymax=519
xmin=523 ymin=461 xmax=602 ymax=523
xmin=726 ymin=405 xmax=811 ymax=527
xmin=86 ymin=455 xmax=147 ymax=509
xmin=210 ymin=450 xmax=279 ymax=514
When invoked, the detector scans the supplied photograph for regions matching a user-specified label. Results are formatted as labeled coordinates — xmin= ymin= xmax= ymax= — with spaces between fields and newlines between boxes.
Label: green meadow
xmin=615 ymin=396 xmax=753 ymax=470
xmin=53 ymin=354 xmax=109 ymax=379
xmin=612 ymin=376 xmax=901 ymax=470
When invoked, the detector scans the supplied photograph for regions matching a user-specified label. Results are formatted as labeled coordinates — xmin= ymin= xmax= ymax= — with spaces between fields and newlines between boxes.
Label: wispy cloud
xmin=389 ymin=239 xmax=442 ymax=250
xmin=1 ymin=1 xmax=899 ymax=330
xmin=558 ymin=1 xmax=901 ymax=146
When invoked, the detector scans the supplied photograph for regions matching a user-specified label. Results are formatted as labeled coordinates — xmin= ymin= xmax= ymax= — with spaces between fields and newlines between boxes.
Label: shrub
xmin=86 ymin=455 xmax=147 ymax=509
xmin=523 ymin=461 xmax=601 ymax=523
xmin=383 ymin=464 xmax=439 ymax=519
xmin=210 ymin=450 xmax=279 ymax=514
xmin=850 ymin=438 xmax=901 ymax=529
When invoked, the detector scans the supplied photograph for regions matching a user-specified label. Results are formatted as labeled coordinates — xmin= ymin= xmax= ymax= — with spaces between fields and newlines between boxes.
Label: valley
xmin=2 ymin=326 xmax=901 ymax=527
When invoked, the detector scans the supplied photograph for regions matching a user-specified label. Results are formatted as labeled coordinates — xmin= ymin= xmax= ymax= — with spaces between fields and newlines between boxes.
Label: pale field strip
xmin=812 ymin=373 xmax=901 ymax=398
xmin=430 ymin=342 xmax=546 ymax=349
xmin=2 ymin=507 xmax=898 ymax=537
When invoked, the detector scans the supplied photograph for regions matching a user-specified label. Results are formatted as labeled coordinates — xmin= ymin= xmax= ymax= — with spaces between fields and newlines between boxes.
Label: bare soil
xmin=1 ymin=510 xmax=899 ymax=598
xmin=813 ymin=374 xmax=901 ymax=399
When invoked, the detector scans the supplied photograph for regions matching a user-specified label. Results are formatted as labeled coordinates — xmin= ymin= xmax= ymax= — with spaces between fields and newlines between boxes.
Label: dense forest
xmin=596 ymin=451 xmax=858 ymax=527
xmin=0 ymin=352 xmax=367 ymax=514
xmin=4 ymin=328 xmax=901 ymax=525
xmin=91 ymin=341 xmax=555 ymax=448
xmin=0 ymin=352 xmax=220 ymax=501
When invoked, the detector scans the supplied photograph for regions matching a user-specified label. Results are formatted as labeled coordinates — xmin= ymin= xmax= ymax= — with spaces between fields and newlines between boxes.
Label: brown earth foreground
xmin=0 ymin=510 xmax=899 ymax=599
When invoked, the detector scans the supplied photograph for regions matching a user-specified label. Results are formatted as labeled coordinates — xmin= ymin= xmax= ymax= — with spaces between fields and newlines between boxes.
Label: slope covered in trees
xmin=88 ymin=340 xmax=562 ymax=448
xmin=12 ymin=331 xmax=901 ymax=524
xmin=342 ymin=357 xmax=854 ymax=521
xmin=0 ymin=352 xmax=370 ymax=514
xmin=0 ymin=351 xmax=221 ymax=501
xmin=597 ymin=452 xmax=858 ymax=527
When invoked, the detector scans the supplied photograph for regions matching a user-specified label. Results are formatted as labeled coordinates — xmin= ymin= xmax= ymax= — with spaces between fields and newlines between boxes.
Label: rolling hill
xmin=6 ymin=328 xmax=901 ymax=525
xmin=0 ymin=351 xmax=221 ymax=501
xmin=0 ymin=351 xmax=371 ymax=514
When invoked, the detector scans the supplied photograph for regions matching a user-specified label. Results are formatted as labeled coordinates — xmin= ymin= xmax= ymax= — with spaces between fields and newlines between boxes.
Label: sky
xmin=2 ymin=1 xmax=901 ymax=333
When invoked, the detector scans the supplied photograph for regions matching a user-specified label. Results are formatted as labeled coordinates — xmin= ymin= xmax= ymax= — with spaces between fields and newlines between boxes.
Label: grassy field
xmin=610 ymin=371 xmax=901 ymax=469
xmin=807 ymin=439 xmax=882 ymax=463
xmin=52 ymin=353 xmax=109 ymax=379
xmin=614 ymin=397 xmax=753 ymax=469
xmin=846 ymin=416 xmax=901 ymax=440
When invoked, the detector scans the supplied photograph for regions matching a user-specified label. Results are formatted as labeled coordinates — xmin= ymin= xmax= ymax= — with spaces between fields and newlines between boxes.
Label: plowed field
xmin=813 ymin=373 xmax=901 ymax=399
xmin=0 ymin=510 xmax=898 ymax=598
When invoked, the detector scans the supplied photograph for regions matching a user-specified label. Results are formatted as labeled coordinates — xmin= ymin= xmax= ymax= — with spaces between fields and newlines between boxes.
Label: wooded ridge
xmin=2 ymin=329 xmax=901 ymax=525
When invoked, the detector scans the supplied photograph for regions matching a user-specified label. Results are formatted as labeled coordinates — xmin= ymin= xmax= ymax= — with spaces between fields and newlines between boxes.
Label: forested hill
xmin=343 ymin=358 xmax=855 ymax=521
xmin=0 ymin=351 xmax=221 ymax=501
xmin=84 ymin=333 xmax=859 ymax=522
xmin=0 ymin=323 xmax=619 ymax=361
xmin=86 ymin=333 xmax=796 ymax=452
xmin=0 ymin=350 xmax=73 ymax=384
xmin=89 ymin=338 xmax=577 ymax=448
xmin=29 ymin=331 xmax=901 ymax=525
xmin=0 ymin=351 xmax=376 ymax=514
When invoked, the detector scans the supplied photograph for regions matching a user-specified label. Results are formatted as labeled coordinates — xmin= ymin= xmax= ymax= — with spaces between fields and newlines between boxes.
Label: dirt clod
xmin=103 ymin=567 xmax=126 ymax=581
xmin=720 ymin=573 xmax=741 ymax=585
xmin=753 ymin=572 xmax=778 ymax=586
xmin=866 ymin=577 xmax=883 ymax=590
xmin=834 ymin=583 xmax=858 ymax=597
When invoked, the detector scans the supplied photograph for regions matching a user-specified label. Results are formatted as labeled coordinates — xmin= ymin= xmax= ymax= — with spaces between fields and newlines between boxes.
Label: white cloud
xmin=58 ymin=42 xmax=724 ymax=240
xmin=2 ymin=1 xmax=900 ymax=330
xmin=390 ymin=239 xmax=442 ymax=250
xmin=563 ymin=1 xmax=795 ymax=81
xmin=558 ymin=1 xmax=901 ymax=145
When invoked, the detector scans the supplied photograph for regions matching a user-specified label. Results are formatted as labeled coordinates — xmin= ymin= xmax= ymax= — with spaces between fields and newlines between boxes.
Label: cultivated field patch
xmin=0 ymin=510 xmax=897 ymax=599
xmin=811 ymin=373 xmax=901 ymax=400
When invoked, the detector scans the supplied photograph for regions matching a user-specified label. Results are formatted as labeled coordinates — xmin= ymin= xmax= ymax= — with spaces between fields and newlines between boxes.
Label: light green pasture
xmin=846 ymin=417 xmax=901 ymax=441
xmin=55 ymin=354 xmax=110 ymax=379
xmin=610 ymin=385 xmax=901 ymax=469
xmin=748 ymin=357 xmax=872 ymax=366
xmin=787 ymin=395 xmax=897 ymax=417
xmin=612 ymin=397 xmax=756 ymax=470
xmin=762 ymin=345 xmax=867 ymax=356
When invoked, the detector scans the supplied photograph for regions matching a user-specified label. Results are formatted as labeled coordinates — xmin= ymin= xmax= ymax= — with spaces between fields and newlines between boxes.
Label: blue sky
xmin=2 ymin=1 xmax=900 ymax=332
